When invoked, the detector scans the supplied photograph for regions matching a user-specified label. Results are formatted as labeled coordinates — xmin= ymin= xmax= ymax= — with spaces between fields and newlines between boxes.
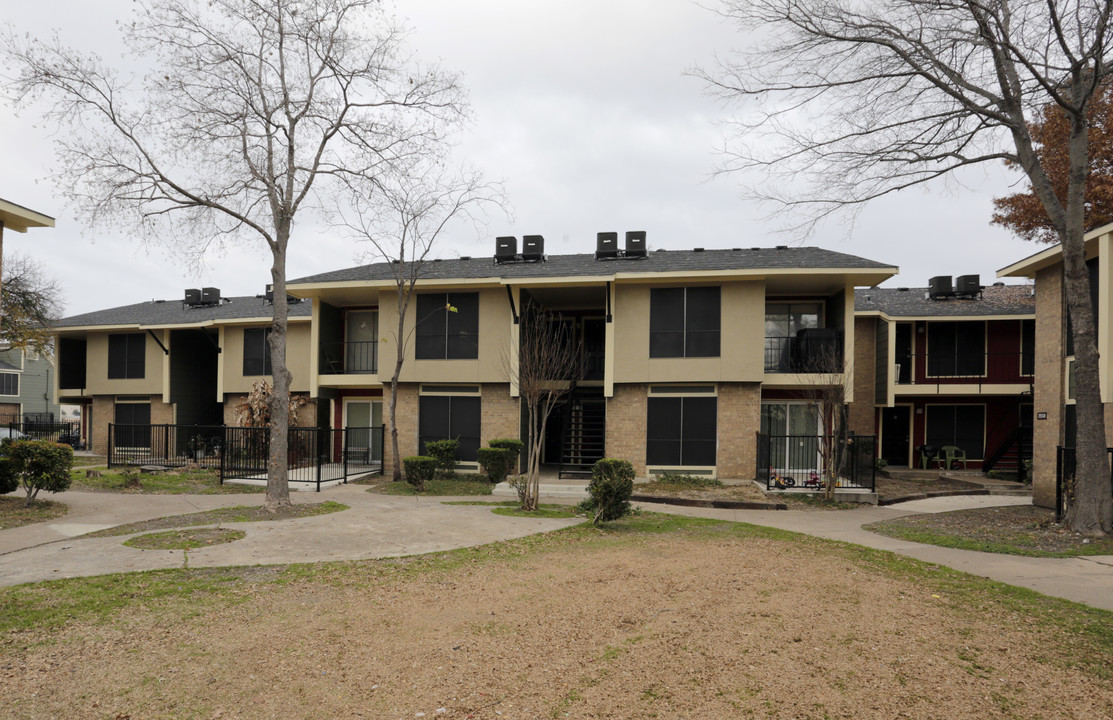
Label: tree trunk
xmin=390 ymin=283 xmax=409 ymax=483
xmin=1061 ymin=100 xmax=1113 ymax=535
xmin=265 ymin=233 xmax=292 ymax=512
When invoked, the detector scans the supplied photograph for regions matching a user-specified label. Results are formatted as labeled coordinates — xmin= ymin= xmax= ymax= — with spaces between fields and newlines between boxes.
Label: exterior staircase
xmin=557 ymin=397 xmax=606 ymax=479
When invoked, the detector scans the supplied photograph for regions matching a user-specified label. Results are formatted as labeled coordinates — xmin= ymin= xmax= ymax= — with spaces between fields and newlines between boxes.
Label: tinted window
xmin=926 ymin=322 xmax=985 ymax=376
xmin=416 ymin=293 xmax=479 ymax=359
xmin=0 ymin=373 xmax=18 ymax=396
xmin=419 ymin=395 xmax=481 ymax=461
xmin=108 ymin=334 xmax=146 ymax=379
xmin=649 ymin=287 xmax=720 ymax=358
xmin=243 ymin=328 xmax=272 ymax=376
xmin=647 ymin=395 xmax=717 ymax=466
xmin=925 ymin=405 xmax=985 ymax=459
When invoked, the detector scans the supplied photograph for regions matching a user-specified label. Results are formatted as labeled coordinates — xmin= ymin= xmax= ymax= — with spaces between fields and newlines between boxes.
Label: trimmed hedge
xmin=423 ymin=439 xmax=458 ymax=474
xmin=476 ymin=447 xmax=513 ymax=484
xmin=586 ymin=458 xmax=635 ymax=526
xmin=402 ymin=455 xmax=437 ymax=490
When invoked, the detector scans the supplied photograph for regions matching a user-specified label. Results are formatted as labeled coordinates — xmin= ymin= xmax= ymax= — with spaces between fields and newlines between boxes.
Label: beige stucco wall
xmin=222 ymin=321 xmax=313 ymax=394
xmin=610 ymin=280 xmax=765 ymax=384
xmin=84 ymin=331 xmax=167 ymax=396
xmin=377 ymin=286 xmax=512 ymax=385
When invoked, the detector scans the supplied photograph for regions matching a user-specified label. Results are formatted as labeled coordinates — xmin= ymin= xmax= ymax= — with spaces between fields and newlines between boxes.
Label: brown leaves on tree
xmin=993 ymin=82 xmax=1113 ymax=243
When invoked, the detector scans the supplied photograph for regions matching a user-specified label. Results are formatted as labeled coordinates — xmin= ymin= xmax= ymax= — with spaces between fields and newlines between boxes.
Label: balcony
xmin=764 ymin=330 xmax=843 ymax=373
xmin=320 ymin=340 xmax=378 ymax=375
xmin=895 ymin=351 xmax=1033 ymax=387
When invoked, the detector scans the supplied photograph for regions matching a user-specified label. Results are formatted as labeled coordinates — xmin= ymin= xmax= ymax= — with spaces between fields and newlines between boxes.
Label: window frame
xmin=649 ymin=286 xmax=721 ymax=359
xmin=107 ymin=333 xmax=146 ymax=380
xmin=242 ymin=327 xmax=273 ymax=377
xmin=415 ymin=292 xmax=480 ymax=360
xmin=924 ymin=403 xmax=986 ymax=460
xmin=0 ymin=372 xmax=18 ymax=397
xmin=646 ymin=385 xmax=717 ymax=469
xmin=925 ymin=321 xmax=987 ymax=378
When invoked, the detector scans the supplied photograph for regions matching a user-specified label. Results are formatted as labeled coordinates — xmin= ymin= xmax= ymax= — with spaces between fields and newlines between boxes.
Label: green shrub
xmin=586 ymin=458 xmax=635 ymax=526
xmin=488 ymin=437 xmax=524 ymax=474
xmin=423 ymin=439 xmax=459 ymax=475
xmin=476 ymin=447 xmax=513 ymax=484
xmin=654 ymin=471 xmax=723 ymax=488
xmin=875 ymin=457 xmax=889 ymax=470
xmin=402 ymin=456 xmax=437 ymax=491
xmin=0 ymin=439 xmax=75 ymax=507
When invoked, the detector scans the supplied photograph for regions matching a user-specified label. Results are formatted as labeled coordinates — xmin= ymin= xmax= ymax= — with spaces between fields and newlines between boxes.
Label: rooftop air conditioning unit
xmin=595 ymin=231 xmax=619 ymax=260
xmin=494 ymin=236 xmax=517 ymax=264
xmin=521 ymin=234 xmax=544 ymax=261
xmin=928 ymin=275 xmax=953 ymax=300
xmin=184 ymin=288 xmax=202 ymax=306
xmin=625 ymin=231 xmax=647 ymax=257
xmin=955 ymin=274 xmax=981 ymax=297
xmin=201 ymin=287 xmax=221 ymax=305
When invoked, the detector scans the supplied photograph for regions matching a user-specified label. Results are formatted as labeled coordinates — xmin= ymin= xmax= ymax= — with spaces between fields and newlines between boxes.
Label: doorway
xmin=880 ymin=405 xmax=912 ymax=466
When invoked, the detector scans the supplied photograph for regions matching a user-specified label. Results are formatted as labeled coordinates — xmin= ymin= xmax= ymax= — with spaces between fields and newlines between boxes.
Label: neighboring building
xmin=997 ymin=221 xmax=1113 ymax=508
xmin=54 ymin=290 xmax=315 ymax=454
xmin=850 ymin=280 xmax=1035 ymax=473
xmin=0 ymin=346 xmax=61 ymax=424
xmin=287 ymin=236 xmax=897 ymax=479
xmin=0 ymin=198 xmax=54 ymax=302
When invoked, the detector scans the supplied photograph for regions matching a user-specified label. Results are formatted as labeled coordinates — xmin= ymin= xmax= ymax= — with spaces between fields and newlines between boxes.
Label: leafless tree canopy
xmin=700 ymin=0 xmax=1112 ymax=227
xmin=701 ymin=0 xmax=1113 ymax=534
xmin=4 ymin=0 xmax=469 ymax=510
xmin=1 ymin=254 xmax=64 ymax=357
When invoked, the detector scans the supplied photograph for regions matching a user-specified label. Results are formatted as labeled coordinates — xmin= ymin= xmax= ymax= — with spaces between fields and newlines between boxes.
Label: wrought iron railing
xmin=6 ymin=421 xmax=80 ymax=444
xmin=896 ymin=351 xmax=1033 ymax=384
xmin=319 ymin=340 xmax=378 ymax=374
xmin=108 ymin=424 xmax=384 ymax=491
xmin=757 ymin=432 xmax=876 ymax=491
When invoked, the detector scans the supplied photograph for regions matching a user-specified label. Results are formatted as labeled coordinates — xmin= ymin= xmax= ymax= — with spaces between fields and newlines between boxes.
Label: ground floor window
xmin=114 ymin=400 xmax=151 ymax=448
xmin=646 ymin=394 xmax=717 ymax=467
xmin=760 ymin=402 xmax=820 ymax=472
xmin=419 ymin=395 xmax=481 ymax=462
xmin=924 ymin=404 xmax=985 ymax=459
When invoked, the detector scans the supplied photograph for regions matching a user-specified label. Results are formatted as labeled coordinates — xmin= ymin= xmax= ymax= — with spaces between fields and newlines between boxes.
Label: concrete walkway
xmin=1 ymin=487 xmax=1110 ymax=613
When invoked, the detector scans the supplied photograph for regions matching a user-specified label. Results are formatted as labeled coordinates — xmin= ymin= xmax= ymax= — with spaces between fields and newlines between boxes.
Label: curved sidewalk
xmin=637 ymin=495 xmax=1113 ymax=612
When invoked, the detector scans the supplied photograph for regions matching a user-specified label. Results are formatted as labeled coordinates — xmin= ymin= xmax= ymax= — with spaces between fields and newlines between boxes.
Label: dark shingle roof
xmin=57 ymin=295 xmax=312 ymax=329
xmin=289 ymin=246 xmax=896 ymax=285
xmin=855 ymin=285 xmax=1035 ymax=317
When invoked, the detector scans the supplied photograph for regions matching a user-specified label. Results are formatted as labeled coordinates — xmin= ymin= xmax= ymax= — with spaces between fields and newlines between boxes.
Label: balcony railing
xmin=756 ymin=432 xmax=876 ymax=491
xmin=896 ymin=351 xmax=1033 ymax=385
xmin=764 ymin=331 xmax=843 ymax=373
xmin=320 ymin=340 xmax=378 ymax=375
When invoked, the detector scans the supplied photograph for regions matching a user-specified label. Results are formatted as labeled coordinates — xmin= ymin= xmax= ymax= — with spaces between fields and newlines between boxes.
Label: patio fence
xmin=108 ymin=423 xmax=383 ymax=491
xmin=756 ymin=433 xmax=876 ymax=491
xmin=1054 ymin=446 xmax=1113 ymax=522
xmin=7 ymin=420 xmax=80 ymax=444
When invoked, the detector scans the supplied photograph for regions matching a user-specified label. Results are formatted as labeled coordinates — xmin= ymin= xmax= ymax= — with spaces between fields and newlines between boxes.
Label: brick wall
xmin=1033 ymin=266 xmax=1064 ymax=508
xmin=382 ymin=383 xmax=419 ymax=478
xmin=91 ymin=394 xmax=175 ymax=455
xmin=847 ymin=317 xmax=877 ymax=437
xmin=717 ymin=383 xmax=761 ymax=479
xmin=481 ymin=383 xmax=520 ymax=444
xmin=606 ymin=384 xmax=648 ymax=476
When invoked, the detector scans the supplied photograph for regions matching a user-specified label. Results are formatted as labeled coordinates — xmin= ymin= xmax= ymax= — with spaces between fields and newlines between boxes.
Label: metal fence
xmin=108 ymin=424 xmax=384 ymax=491
xmin=7 ymin=420 xmax=80 ymax=444
xmin=756 ymin=433 xmax=876 ymax=491
xmin=1055 ymin=446 xmax=1113 ymax=522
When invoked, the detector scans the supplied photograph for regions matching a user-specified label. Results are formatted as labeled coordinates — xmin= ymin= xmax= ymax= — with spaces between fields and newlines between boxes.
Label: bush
xmin=402 ymin=456 xmax=437 ymax=491
xmin=424 ymin=439 xmax=459 ymax=475
xmin=0 ymin=439 xmax=74 ymax=507
xmin=476 ymin=447 xmax=513 ymax=484
xmin=488 ymin=437 xmax=524 ymax=474
xmin=874 ymin=457 xmax=889 ymax=470
xmin=586 ymin=458 xmax=635 ymax=526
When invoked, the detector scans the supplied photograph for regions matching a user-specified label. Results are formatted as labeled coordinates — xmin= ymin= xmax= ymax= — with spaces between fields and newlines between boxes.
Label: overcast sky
xmin=1 ymin=0 xmax=1039 ymax=319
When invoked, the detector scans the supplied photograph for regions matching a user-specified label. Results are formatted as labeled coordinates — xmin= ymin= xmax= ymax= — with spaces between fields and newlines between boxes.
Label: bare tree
xmin=4 ymin=0 xmax=467 ymax=511
xmin=502 ymin=304 xmax=584 ymax=511
xmin=2 ymin=254 xmax=64 ymax=357
xmin=798 ymin=347 xmax=852 ymax=501
xmin=341 ymin=161 xmax=504 ymax=482
xmin=698 ymin=0 xmax=1113 ymax=535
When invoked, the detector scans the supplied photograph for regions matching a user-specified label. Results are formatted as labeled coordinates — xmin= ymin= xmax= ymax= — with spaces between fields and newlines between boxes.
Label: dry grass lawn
xmin=2 ymin=518 xmax=1110 ymax=719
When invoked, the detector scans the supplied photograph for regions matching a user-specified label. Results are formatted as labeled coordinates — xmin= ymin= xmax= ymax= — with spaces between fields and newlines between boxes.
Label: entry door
xmin=880 ymin=406 xmax=911 ymax=466
xmin=343 ymin=400 xmax=382 ymax=463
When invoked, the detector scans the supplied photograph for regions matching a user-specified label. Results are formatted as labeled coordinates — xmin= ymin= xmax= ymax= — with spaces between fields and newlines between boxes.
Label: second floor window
xmin=649 ymin=287 xmax=721 ymax=358
xmin=0 ymin=373 xmax=18 ymax=396
xmin=926 ymin=322 xmax=985 ymax=377
xmin=108 ymin=333 xmax=146 ymax=379
xmin=243 ymin=328 xmax=272 ymax=376
xmin=416 ymin=293 xmax=479 ymax=360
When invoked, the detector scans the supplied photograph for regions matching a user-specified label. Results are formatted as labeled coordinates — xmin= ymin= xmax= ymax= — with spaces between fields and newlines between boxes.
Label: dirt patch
xmin=85 ymin=501 xmax=348 ymax=538
xmin=0 ymin=495 xmax=68 ymax=530
xmin=2 ymin=531 xmax=1110 ymax=719
xmin=866 ymin=504 xmax=1113 ymax=556
xmin=875 ymin=473 xmax=983 ymax=499
xmin=123 ymin=527 xmax=246 ymax=550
